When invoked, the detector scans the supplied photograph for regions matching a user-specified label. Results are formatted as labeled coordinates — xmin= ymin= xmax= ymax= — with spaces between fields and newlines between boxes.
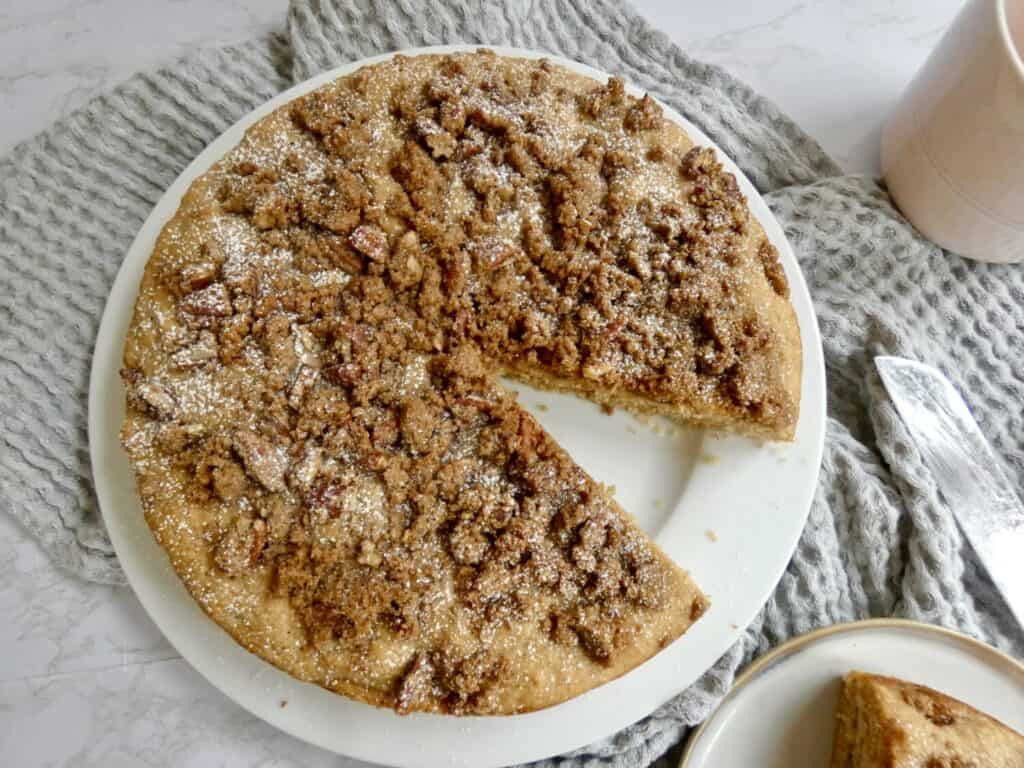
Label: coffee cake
xmin=121 ymin=50 xmax=801 ymax=714
xmin=830 ymin=671 xmax=1024 ymax=767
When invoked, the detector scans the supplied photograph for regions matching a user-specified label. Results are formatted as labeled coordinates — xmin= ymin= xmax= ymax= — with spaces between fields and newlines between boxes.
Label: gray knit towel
xmin=1 ymin=1 xmax=1022 ymax=766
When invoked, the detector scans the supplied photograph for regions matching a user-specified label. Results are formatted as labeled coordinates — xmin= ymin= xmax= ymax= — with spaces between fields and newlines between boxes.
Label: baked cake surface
xmin=120 ymin=50 xmax=800 ymax=714
xmin=830 ymin=671 xmax=1024 ymax=768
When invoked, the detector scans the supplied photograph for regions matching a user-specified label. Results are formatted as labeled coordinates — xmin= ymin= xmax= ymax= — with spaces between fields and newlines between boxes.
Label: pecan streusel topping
xmin=121 ymin=50 xmax=798 ymax=715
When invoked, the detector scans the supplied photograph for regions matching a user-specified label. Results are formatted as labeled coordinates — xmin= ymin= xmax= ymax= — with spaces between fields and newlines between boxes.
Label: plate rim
xmin=678 ymin=618 xmax=1024 ymax=767
xmin=88 ymin=43 xmax=826 ymax=767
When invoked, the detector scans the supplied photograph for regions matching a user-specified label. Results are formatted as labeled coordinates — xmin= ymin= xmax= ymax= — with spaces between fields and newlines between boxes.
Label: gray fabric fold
xmin=1 ymin=2 xmax=1021 ymax=766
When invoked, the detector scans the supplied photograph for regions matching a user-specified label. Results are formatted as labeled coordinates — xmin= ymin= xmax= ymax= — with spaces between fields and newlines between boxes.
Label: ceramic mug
xmin=882 ymin=0 xmax=1024 ymax=263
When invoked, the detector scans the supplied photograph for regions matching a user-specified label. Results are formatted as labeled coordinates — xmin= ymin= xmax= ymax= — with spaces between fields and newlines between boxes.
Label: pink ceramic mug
xmin=882 ymin=0 xmax=1024 ymax=263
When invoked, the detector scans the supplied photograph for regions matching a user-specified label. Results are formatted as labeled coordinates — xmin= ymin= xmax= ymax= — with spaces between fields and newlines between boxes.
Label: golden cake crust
xmin=121 ymin=50 xmax=801 ymax=715
xmin=830 ymin=671 xmax=1024 ymax=768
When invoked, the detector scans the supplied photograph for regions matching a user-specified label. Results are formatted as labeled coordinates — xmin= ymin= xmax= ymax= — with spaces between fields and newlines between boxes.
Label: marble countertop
xmin=0 ymin=1 xmax=962 ymax=765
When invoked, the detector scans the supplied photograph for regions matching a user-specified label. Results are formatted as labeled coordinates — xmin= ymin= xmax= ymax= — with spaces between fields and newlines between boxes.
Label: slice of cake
xmin=830 ymin=671 xmax=1024 ymax=767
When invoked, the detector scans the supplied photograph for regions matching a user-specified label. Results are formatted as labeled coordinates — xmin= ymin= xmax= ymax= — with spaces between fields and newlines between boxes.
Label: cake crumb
xmin=705 ymin=529 xmax=718 ymax=542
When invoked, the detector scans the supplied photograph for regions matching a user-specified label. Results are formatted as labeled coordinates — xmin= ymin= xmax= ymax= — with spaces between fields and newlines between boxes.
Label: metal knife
xmin=875 ymin=355 xmax=1024 ymax=630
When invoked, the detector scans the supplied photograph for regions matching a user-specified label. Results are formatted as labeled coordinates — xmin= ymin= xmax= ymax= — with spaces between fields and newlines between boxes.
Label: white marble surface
xmin=0 ymin=1 xmax=963 ymax=765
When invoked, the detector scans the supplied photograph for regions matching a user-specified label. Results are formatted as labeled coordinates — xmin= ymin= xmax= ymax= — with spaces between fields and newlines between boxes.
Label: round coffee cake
xmin=120 ymin=50 xmax=799 ymax=715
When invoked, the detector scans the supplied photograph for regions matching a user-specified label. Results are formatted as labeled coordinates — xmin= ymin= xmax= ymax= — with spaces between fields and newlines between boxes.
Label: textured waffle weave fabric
xmin=1 ymin=1 xmax=1022 ymax=766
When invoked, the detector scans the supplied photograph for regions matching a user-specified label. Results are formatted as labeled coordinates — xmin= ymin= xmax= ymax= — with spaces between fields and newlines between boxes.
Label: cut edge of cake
xmin=830 ymin=670 xmax=1024 ymax=768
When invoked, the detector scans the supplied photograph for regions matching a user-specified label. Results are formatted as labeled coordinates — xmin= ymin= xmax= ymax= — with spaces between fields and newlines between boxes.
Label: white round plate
xmin=680 ymin=619 xmax=1024 ymax=768
xmin=88 ymin=45 xmax=825 ymax=768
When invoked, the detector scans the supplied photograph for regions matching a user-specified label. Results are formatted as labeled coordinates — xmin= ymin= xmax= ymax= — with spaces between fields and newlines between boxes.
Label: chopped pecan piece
xmin=213 ymin=516 xmax=266 ymax=575
xmin=180 ymin=261 xmax=219 ymax=293
xmin=349 ymin=225 xmax=389 ymax=262
xmin=288 ymin=364 xmax=319 ymax=408
xmin=288 ymin=446 xmax=323 ymax=492
xmin=395 ymin=654 xmax=435 ymax=715
xmin=181 ymin=283 xmax=232 ymax=317
xmin=233 ymin=430 xmax=288 ymax=492
xmin=171 ymin=330 xmax=218 ymax=370
xmin=134 ymin=382 xmax=176 ymax=420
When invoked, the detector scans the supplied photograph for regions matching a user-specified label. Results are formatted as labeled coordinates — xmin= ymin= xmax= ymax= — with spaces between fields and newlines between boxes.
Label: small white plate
xmin=680 ymin=619 xmax=1024 ymax=768
xmin=88 ymin=45 xmax=826 ymax=767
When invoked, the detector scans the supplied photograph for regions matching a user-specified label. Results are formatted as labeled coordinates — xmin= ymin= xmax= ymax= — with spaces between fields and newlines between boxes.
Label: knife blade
xmin=875 ymin=355 xmax=1024 ymax=630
